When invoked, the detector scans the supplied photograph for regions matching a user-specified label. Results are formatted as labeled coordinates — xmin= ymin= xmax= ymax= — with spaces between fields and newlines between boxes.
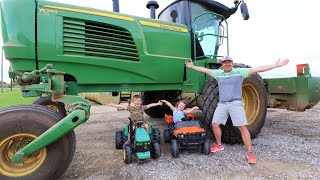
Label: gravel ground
xmin=59 ymin=103 xmax=320 ymax=180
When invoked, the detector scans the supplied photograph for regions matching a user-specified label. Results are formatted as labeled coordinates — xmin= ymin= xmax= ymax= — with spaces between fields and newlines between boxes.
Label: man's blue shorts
xmin=212 ymin=100 xmax=248 ymax=126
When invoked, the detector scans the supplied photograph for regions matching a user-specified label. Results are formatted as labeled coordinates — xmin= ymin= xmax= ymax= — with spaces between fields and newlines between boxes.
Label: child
xmin=161 ymin=100 xmax=199 ymax=123
xmin=108 ymin=95 xmax=163 ymax=146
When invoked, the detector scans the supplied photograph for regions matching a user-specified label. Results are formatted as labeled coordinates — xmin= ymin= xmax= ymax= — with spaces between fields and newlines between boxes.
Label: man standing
xmin=185 ymin=56 xmax=289 ymax=163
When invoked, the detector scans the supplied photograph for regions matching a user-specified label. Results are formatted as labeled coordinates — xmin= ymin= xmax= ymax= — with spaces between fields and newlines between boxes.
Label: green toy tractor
xmin=115 ymin=118 xmax=161 ymax=163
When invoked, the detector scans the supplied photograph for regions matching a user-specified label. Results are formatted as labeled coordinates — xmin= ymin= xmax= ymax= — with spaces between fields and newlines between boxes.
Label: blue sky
xmin=1 ymin=0 xmax=320 ymax=82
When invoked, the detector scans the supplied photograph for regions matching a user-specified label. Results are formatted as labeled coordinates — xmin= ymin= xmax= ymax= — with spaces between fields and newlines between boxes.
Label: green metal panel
xmin=266 ymin=75 xmax=320 ymax=111
xmin=34 ymin=1 xmax=190 ymax=87
xmin=148 ymin=124 xmax=153 ymax=134
xmin=0 ymin=0 xmax=36 ymax=73
xmin=136 ymin=152 xmax=151 ymax=160
xmin=123 ymin=125 xmax=129 ymax=137
xmin=265 ymin=78 xmax=296 ymax=94
xmin=134 ymin=128 xmax=150 ymax=143
xmin=308 ymin=77 xmax=320 ymax=105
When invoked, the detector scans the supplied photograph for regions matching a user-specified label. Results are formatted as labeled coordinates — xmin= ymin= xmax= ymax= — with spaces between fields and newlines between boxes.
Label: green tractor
xmin=115 ymin=118 xmax=161 ymax=163
xmin=1 ymin=0 xmax=320 ymax=179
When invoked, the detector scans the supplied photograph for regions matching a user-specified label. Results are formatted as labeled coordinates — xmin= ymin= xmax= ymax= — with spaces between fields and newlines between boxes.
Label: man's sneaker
xmin=247 ymin=152 xmax=256 ymax=164
xmin=210 ymin=144 xmax=224 ymax=153
xmin=122 ymin=140 xmax=131 ymax=148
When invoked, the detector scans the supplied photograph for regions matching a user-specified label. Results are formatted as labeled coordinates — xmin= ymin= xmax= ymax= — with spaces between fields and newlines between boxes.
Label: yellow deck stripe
xmin=43 ymin=5 xmax=134 ymax=22
xmin=139 ymin=20 xmax=188 ymax=33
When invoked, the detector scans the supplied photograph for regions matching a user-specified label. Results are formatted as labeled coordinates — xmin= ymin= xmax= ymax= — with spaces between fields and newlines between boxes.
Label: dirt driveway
xmin=60 ymin=103 xmax=320 ymax=180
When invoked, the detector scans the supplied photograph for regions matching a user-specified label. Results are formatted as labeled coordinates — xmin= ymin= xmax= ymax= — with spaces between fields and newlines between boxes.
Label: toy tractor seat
xmin=164 ymin=113 xmax=195 ymax=125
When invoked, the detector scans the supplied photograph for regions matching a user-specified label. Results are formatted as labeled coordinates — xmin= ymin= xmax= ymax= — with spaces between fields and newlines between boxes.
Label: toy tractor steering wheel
xmin=181 ymin=117 xmax=192 ymax=121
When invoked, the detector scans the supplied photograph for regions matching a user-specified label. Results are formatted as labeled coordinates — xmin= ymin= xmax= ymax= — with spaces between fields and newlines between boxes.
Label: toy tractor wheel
xmin=0 ymin=105 xmax=76 ymax=180
xmin=141 ymin=90 xmax=180 ymax=118
xmin=151 ymin=142 xmax=161 ymax=159
xmin=163 ymin=129 xmax=171 ymax=143
xmin=115 ymin=131 xmax=124 ymax=149
xmin=152 ymin=128 xmax=161 ymax=144
xmin=202 ymin=66 xmax=267 ymax=144
xmin=171 ymin=139 xmax=179 ymax=158
xmin=123 ymin=145 xmax=132 ymax=164
xmin=202 ymin=138 xmax=210 ymax=155
xmin=33 ymin=97 xmax=67 ymax=117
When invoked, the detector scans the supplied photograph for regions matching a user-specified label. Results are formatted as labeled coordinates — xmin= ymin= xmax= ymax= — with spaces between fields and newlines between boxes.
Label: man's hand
xmin=185 ymin=61 xmax=193 ymax=68
xmin=275 ymin=59 xmax=290 ymax=67
xmin=249 ymin=58 xmax=290 ymax=75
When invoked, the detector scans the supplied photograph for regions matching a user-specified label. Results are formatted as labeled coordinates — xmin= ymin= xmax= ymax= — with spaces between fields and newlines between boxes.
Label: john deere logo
xmin=39 ymin=8 xmax=58 ymax=14
xmin=139 ymin=20 xmax=188 ymax=33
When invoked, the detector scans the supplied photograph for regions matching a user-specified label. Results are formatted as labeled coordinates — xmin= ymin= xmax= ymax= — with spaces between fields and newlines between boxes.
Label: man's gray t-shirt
xmin=211 ymin=68 xmax=250 ymax=103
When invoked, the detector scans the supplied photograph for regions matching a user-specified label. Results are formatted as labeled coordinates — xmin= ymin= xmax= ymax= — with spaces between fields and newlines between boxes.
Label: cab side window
xmin=158 ymin=1 xmax=190 ymax=27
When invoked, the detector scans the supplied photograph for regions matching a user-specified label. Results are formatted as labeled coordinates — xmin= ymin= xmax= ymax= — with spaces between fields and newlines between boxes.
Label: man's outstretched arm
xmin=249 ymin=59 xmax=290 ymax=75
xmin=185 ymin=61 xmax=212 ymax=76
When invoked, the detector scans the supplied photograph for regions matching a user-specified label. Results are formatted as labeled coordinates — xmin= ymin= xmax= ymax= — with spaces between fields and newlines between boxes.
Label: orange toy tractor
xmin=163 ymin=114 xmax=210 ymax=157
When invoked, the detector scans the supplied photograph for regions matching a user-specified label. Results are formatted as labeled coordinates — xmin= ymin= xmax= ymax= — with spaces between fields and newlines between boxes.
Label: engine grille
xmin=63 ymin=18 xmax=139 ymax=61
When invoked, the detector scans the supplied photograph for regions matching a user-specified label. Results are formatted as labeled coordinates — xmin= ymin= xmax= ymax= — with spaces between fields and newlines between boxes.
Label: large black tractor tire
xmin=0 ymin=104 xmax=76 ymax=180
xmin=115 ymin=131 xmax=124 ymax=149
xmin=202 ymin=65 xmax=267 ymax=144
xmin=141 ymin=91 xmax=181 ymax=118
xmin=171 ymin=139 xmax=179 ymax=158
xmin=163 ymin=129 xmax=171 ymax=143
xmin=33 ymin=97 xmax=67 ymax=117
xmin=151 ymin=142 xmax=161 ymax=159
xmin=123 ymin=146 xmax=132 ymax=164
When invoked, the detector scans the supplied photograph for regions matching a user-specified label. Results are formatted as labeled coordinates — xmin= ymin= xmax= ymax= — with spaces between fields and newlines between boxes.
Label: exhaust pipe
xmin=146 ymin=1 xmax=159 ymax=19
xmin=112 ymin=0 xmax=119 ymax=12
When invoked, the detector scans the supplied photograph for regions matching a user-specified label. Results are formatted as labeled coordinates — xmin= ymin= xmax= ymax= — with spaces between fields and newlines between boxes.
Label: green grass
xmin=0 ymin=88 xmax=37 ymax=109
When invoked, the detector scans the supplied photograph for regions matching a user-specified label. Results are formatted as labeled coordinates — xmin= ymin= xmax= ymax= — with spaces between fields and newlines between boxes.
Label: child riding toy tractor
xmin=163 ymin=114 xmax=210 ymax=157
xmin=115 ymin=118 xmax=161 ymax=163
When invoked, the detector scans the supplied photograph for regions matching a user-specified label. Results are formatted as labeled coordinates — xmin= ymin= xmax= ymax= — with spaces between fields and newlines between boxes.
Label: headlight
xmin=178 ymin=134 xmax=184 ymax=138
xmin=201 ymin=133 xmax=206 ymax=136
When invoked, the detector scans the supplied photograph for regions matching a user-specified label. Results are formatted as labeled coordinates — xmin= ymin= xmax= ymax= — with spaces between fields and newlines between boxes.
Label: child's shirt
xmin=127 ymin=105 xmax=147 ymax=123
xmin=173 ymin=109 xmax=185 ymax=123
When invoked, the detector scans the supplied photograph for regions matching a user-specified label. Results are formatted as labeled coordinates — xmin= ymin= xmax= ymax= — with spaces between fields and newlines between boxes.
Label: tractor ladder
xmin=117 ymin=91 xmax=132 ymax=110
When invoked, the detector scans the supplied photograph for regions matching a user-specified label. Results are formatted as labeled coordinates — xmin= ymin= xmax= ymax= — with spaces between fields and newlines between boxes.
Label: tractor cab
xmin=158 ymin=0 xmax=249 ymax=60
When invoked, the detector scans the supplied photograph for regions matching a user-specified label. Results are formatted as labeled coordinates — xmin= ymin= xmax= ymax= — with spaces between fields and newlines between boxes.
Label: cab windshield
xmin=190 ymin=2 xmax=223 ymax=58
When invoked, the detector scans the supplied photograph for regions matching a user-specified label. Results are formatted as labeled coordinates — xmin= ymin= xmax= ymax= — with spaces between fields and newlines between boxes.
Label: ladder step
xmin=118 ymin=91 xmax=132 ymax=104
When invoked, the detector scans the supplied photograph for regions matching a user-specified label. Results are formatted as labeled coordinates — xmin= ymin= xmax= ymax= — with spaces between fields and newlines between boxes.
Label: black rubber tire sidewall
xmin=0 ymin=105 xmax=76 ymax=180
xmin=152 ymin=128 xmax=161 ymax=144
xmin=115 ymin=131 xmax=124 ymax=149
xmin=163 ymin=129 xmax=171 ymax=143
xmin=171 ymin=139 xmax=179 ymax=158
xmin=151 ymin=142 xmax=161 ymax=159
xmin=202 ymin=138 xmax=210 ymax=155
xmin=33 ymin=97 xmax=67 ymax=117
xmin=124 ymin=146 xmax=132 ymax=164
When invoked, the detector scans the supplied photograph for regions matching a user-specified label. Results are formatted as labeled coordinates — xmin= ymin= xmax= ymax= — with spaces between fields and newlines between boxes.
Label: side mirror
xmin=240 ymin=1 xmax=250 ymax=20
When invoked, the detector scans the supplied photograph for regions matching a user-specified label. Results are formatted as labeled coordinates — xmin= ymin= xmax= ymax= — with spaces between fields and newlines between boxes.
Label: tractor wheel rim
xmin=242 ymin=84 xmax=260 ymax=125
xmin=46 ymin=105 xmax=59 ymax=112
xmin=0 ymin=134 xmax=47 ymax=177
